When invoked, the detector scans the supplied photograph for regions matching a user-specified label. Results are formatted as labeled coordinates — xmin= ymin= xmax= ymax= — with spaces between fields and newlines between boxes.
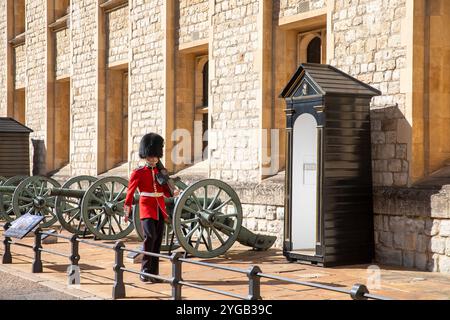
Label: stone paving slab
xmin=1 ymin=230 xmax=450 ymax=300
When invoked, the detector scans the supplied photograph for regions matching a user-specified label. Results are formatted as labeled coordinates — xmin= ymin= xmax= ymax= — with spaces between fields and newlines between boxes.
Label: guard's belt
xmin=140 ymin=192 xmax=164 ymax=197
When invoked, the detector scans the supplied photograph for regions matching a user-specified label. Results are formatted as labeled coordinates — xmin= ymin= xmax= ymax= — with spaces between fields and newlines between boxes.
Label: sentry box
xmin=280 ymin=63 xmax=381 ymax=267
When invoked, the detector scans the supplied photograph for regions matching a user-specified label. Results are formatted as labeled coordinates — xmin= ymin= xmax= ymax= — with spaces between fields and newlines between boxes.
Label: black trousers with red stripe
xmin=141 ymin=210 xmax=165 ymax=275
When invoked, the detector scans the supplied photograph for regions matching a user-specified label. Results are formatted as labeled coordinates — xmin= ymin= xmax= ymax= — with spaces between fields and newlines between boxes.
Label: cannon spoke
xmin=88 ymin=205 xmax=103 ymax=211
xmin=185 ymin=223 xmax=200 ymax=240
xmin=19 ymin=203 xmax=33 ymax=210
xmin=67 ymin=211 xmax=81 ymax=225
xmin=203 ymin=186 xmax=208 ymax=209
xmin=213 ymin=221 xmax=235 ymax=234
xmin=182 ymin=205 xmax=199 ymax=215
xmin=109 ymin=182 xmax=115 ymax=201
xmin=114 ymin=186 xmax=127 ymax=201
xmin=39 ymin=181 xmax=45 ymax=196
xmin=190 ymin=193 xmax=203 ymax=211
xmin=212 ymin=197 xmax=233 ymax=212
xmin=204 ymin=228 xmax=213 ymax=251
xmin=207 ymin=189 xmax=222 ymax=210
xmin=194 ymin=226 xmax=204 ymax=250
xmin=88 ymin=212 xmax=103 ymax=223
xmin=112 ymin=215 xmax=124 ymax=233
xmin=180 ymin=217 xmax=200 ymax=225
xmin=63 ymin=206 xmax=78 ymax=214
xmin=210 ymin=224 xmax=226 ymax=245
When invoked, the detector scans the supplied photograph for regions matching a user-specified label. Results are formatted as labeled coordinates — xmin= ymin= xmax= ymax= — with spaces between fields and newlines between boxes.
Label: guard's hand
xmin=172 ymin=189 xmax=180 ymax=197
xmin=124 ymin=205 xmax=131 ymax=223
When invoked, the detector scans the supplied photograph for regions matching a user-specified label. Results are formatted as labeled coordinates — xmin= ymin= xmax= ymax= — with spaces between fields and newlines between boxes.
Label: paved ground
xmin=0 ymin=270 xmax=77 ymax=300
xmin=1 ymin=229 xmax=450 ymax=300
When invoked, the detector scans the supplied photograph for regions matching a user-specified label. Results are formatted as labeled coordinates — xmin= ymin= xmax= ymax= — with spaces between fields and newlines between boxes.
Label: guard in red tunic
xmin=124 ymin=133 xmax=179 ymax=283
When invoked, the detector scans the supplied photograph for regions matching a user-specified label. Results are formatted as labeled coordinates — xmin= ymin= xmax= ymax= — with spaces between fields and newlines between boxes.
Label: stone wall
xmin=14 ymin=44 xmax=26 ymax=89
xmin=55 ymin=28 xmax=71 ymax=78
xmin=178 ymin=0 xmax=209 ymax=45
xmin=107 ymin=5 xmax=129 ymax=65
xmin=209 ymin=0 xmax=260 ymax=183
xmin=330 ymin=0 xmax=409 ymax=188
xmin=0 ymin=0 xmax=7 ymax=116
xmin=70 ymin=0 xmax=98 ymax=175
xmin=374 ymin=186 xmax=450 ymax=273
xmin=129 ymin=0 xmax=165 ymax=169
xmin=278 ymin=0 xmax=327 ymax=18
xmin=26 ymin=0 xmax=47 ymax=175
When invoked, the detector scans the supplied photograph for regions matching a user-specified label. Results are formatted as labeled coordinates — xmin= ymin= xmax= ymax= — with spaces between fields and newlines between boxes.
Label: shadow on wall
xmin=370 ymin=104 xmax=450 ymax=273
xmin=31 ymin=139 xmax=46 ymax=176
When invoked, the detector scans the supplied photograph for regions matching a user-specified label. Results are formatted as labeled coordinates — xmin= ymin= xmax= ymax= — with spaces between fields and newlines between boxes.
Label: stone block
xmin=389 ymin=216 xmax=404 ymax=233
xmin=416 ymin=234 xmax=429 ymax=253
xmin=393 ymin=231 xmax=404 ymax=249
xmin=257 ymin=219 xmax=267 ymax=232
xmin=402 ymin=251 xmax=415 ymax=268
xmin=439 ymin=220 xmax=450 ymax=237
xmin=438 ymin=255 xmax=450 ymax=273
xmin=431 ymin=193 xmax=449 ymax=218
xmin=375 ymin=247 xmax=402 ymax=266
xmin=430 ymin=237 xmax=446 ymax=254
xmin=415 ymin=253 xmax=428 ymax=271
xmin=265 ymin=206 xmax=277 ymax=221
xmin=425 ymin=219 xmax=440 ymax=236
xmin=276 ymin=207 xmax=284 ymax=221
xmin=428 ymin=254 xmax=440 ymax=272
xmin=379 ymin=231 xmax=393 ymax=247
xmin=403 ymin=233 xmax=417 ymax=251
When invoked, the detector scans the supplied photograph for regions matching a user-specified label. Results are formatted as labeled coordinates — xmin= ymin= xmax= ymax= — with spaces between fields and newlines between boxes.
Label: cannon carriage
xmin=0 ymin=174 xmax=276 ymax=258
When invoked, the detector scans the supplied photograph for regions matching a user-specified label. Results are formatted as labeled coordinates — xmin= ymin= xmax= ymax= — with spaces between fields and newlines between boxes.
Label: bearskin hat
xmin=138 ymin=133 xmax=164 ymax=159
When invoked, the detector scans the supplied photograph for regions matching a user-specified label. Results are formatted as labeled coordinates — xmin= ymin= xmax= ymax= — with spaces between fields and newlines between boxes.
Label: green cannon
xmin=0 ymin=174 xmax=277 ymax=259
xmin=0 ymin=176 xmax=29 ymax=222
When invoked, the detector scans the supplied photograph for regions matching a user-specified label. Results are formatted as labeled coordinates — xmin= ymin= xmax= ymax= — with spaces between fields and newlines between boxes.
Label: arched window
xmin=307 ymin=37 xmax=322 ymax=64
xmin=297 ymin=30 xmax=326 ymax=65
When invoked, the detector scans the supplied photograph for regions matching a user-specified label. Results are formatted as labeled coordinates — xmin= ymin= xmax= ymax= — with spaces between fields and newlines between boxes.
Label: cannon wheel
xmin=12 ymin=176 xmax=61 ymax=228
xmin=0 ymin=176 xmax=28 ymax=222
xmin=81 ymin=176 xmax=134 ymax=240
xmin=55 ymin=175 xmax=97 ymax=235
xmin=0 ymin=176 xmax=6 ymax=186
xmin=172 ymin=179 xmax=243 ymax=259
xmin=133 ymin=205 xmax=181 ymax=251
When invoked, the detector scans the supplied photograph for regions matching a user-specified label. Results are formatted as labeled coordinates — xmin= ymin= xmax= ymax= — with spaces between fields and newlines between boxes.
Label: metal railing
xmin=0 ymin=222 xmax=392 ymax=300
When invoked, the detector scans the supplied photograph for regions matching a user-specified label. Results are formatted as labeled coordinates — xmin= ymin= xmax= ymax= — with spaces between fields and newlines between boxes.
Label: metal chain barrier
xmin=0 ymin=223 xmax=392 ymax=300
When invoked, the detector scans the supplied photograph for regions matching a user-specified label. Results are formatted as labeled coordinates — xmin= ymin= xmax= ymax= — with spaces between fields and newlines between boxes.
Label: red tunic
xmin=125 ymin=166 xmax=172 ymax=220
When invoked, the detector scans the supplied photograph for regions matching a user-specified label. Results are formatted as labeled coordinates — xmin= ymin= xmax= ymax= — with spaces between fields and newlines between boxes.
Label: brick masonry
xmin=55 ymin=28 xmax=70 ymax=78
xmin=107 ymin=5 xmax=129 ymax=65
xmin=374 ymin=186 xmax=450 ymax=273
xmin=14 ymin=44 xmax=26 ymax=89
xmin=0 ymin=0 xmax=6 ymax=115
xmin=330 ymin=0 xmax=408 ymax=188
xmin=279 ymin=0 xmax=327 ymax=17
xmin=209 ymin=0 xmax=260 ymax=183
xmin=178 ymin=0 xmax=209 ymax=45
xmin=26 ymin=0 xmax=47 ymax=175
xmin=129 ymin=0 xmax=165 ymax=169
xmin=70 ymin=0 xmax=98 ymax=174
